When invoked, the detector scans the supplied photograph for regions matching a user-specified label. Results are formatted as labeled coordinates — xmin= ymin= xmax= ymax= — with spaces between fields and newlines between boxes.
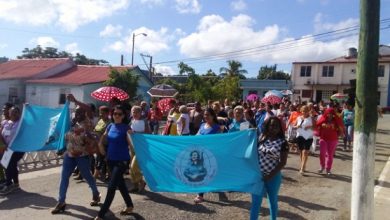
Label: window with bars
xmin=322 ymin=66 xmax=334 ymax=77
xmin=300 ymin=66 xmax=312 ymax=77
xmin=59 ymin=88 xmax=71 ymax=104
xmin=378 ymin=65 xmax=385 ymax=77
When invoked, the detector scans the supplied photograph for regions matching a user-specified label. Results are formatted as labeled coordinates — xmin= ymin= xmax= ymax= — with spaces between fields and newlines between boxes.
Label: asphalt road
xmin=1 ymin=115 xmax=390 ymax=220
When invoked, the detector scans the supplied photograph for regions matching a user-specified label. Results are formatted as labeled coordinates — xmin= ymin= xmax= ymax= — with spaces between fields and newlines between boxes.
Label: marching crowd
xmin=0 ymin=94 xmax=355 ymax=220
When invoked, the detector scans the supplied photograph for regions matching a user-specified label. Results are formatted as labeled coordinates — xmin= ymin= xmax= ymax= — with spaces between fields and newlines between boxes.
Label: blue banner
xmin=9 ymin=102 xmax=70 ymax=152
xmin=131 ymin=129 xmax=263 ymax=195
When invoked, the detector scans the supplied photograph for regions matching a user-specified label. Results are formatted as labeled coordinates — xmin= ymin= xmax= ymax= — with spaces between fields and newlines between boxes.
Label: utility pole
xmin=351 ymin=0 xmax=380 ymax=219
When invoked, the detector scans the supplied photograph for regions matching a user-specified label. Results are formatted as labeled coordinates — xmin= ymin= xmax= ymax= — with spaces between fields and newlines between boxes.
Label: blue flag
xmin=131 ymin=129 xmax=263 ymax=195
xmin=9 ymin=102 xmax=71 ymax=152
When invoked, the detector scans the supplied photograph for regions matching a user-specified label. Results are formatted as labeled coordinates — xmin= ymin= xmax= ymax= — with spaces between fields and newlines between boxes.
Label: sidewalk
xmin=374 ymin=154 xmax=390 ymax=219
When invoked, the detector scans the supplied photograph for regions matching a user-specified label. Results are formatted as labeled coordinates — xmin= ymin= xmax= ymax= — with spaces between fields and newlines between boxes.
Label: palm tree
xmin=219 ymin=60 xmax=248 ymax=78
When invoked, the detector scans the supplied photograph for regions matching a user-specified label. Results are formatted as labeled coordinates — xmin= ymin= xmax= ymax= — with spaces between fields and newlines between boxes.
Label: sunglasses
xmin=113 ymin=112 xmax=123 ymax=116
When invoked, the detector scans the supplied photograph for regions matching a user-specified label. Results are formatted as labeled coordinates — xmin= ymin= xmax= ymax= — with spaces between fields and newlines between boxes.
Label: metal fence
xmin=18 ymin=150 xmax=63 ymax=173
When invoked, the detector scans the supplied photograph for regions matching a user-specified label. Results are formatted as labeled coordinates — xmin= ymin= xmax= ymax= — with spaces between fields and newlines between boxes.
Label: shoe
xmin=119 ymin=207 xmax=134 ymax=215
xmin=327 ymin=171 xmax=332 ymax=176
xmin=93 ymin=170 xmax=101 ymax=179
xmin=194 ymin=195 xmax=204 ymax=204
xmin=0 ymin=184 xmax=15 ymax=195
xmin=318 ymin=168 xmax=324 ymax=174
xmin=299 ymin=170 xmax=305 ymax=175
xmin=138 ymin=180 xmax=146 ymax=193
xmin=51 ymin=202 xmax=66 ymax=214
xmin=94 ymin=217 xmax=103 ymax=220
xmin=90 ymin=193 xmax=101 ymax=206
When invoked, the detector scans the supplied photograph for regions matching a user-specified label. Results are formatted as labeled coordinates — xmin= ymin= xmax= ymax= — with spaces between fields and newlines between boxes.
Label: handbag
xmin=288 ymin=118 xmax=304 ymax=143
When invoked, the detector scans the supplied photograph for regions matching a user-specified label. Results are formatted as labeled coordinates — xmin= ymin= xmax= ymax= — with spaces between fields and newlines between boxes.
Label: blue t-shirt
xmin=106 ymin=123 xmax=131 ymax=161
xmin=343 ymin=109 xmax=354 ymax=126
xmin=197 ymin=123 xmax=220 ymax=135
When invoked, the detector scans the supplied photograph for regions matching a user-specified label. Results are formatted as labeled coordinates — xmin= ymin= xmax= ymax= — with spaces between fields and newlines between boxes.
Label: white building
xmin=291 ymin=45 xmax=390 ymax=107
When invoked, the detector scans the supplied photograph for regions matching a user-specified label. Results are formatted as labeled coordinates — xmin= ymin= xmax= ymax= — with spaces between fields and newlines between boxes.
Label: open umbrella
xmin=261 ymin=95 xmax=282 ymax=105
xmin=246 ymin=94 xmax=259 ymax=102
xmin=158 ymin=98 xmax=176 ymax=116
xmin=265 ymin=90 xmax=283 ymax=98
xmin=147 ymin=84 xmax=178 ymax=98
xmin=331 ymin=93 xmax=348 ymax=102
xmin=91 ymin=86 xmax=129 ymax=102
xmin=281 ymin=90 xmax=293 ymax=96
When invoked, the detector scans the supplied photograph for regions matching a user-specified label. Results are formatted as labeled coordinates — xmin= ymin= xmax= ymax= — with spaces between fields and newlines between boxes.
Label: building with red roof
xmin=0 ymin=58 xmax=74 ymax=105
xmin=0 ymin=58 xmax=154 ymax=108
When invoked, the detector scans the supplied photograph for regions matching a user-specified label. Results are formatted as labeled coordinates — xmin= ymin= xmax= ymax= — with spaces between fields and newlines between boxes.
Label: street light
xmin=131 ymin=32 xmax=147 ymax=65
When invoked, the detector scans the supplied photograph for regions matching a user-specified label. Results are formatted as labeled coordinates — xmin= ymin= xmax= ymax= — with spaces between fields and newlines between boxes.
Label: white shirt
xmin=296 ymin=116 xmax=313 ymax=140
xmin=177 ymin=113 xmax=190 ymax=135
xmin=131 ymin=119 xmax=145 ymax=133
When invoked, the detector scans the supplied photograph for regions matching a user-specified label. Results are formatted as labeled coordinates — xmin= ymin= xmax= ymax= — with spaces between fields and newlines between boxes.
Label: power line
xmin=154 ymin=18 xmax=390 ymax=65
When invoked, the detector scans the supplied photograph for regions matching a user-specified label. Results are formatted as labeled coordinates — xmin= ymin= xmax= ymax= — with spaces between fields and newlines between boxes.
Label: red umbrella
xmin=158 ymin=98 xmax=176 ymax=116
xmin=261 ymin=95 xmax=282 ymax=105
xmin=91 ymin=86 xmax=129 ymax=102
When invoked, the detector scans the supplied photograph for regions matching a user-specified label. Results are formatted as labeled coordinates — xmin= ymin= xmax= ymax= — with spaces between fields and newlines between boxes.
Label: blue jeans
xmin=98 ymin=160 xmax=134 ymax=218
xmin=250 ymin=172 xmax=282 ymax=220
xmin=149 ymin=121 xmax=159 ymax=135
xmin=58 ymin=153 xmax=99 ymax=203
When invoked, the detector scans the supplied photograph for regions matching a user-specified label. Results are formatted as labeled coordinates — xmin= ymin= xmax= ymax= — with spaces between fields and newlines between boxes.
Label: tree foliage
xmin=103 ymin=68 xmax=139 ymax=101
xmin=257 ymin=64 xmax=290 ymax=80
xmin=178 ymin=62 xmax=195 ymax=75
xmin=0 ymin=56 xmax=9 ymax=63
xmin=219 ymin=60 xmax=248 ymax=79
xmin=17 ymin=45 xmax=109 ymax=65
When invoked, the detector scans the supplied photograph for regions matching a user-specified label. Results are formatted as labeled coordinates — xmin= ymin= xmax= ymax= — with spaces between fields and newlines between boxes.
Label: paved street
xmin=1 ymin=116 xmax=390 ymax=220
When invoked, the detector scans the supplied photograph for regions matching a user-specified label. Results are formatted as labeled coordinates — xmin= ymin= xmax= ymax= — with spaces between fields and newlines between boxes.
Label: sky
xmin=0 ymin=0 xmax=390 ymax=78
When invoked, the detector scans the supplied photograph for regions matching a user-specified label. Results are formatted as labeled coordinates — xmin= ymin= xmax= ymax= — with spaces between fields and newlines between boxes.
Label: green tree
xmin=203 ymin=69 xmax=216 ymax=76
xmin=219 ymin=60 xmax=248 ymax=79
xmin=178 ymin=62 xmax=195 ymax=75
xmin=17 ymin=45 xmax=108 ymax=65
xmin=103 ymin=68 xmax=139 ymax=100
xmin=257 ymin=64 xmax=290 ymax=80
xmin=213 ymin=76 xmax=241 ymax=101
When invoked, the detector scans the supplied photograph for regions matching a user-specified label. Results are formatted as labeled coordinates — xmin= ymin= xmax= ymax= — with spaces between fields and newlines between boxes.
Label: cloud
xmin=177 ymin=14 xmax=358 ymax=64
xmin=178 ymin=14 xmax=279 ymax=57
xmin=105 ymin=26 xmax=182 ymax=55
xmin=65 ymin=42 xmax=81 ymax=55
xmin=100 ymin=24 xmax=123 ymax=38
xmin=30 ymin=36 xmax=60 ymax=48
xmin=140 ymin=0 xmax=164 ymax=5
xmin=0 ymin=0 xmax=130 ymax=32
xmin=154 ymin=64 xmax=177 ymax=75
xmin=231 ymin=0 xmax=247 ymax=11
xmin=314 ymin=13 xmax=359 ymax=33
xmin=175 ymin=0 xmax=201 ymax=14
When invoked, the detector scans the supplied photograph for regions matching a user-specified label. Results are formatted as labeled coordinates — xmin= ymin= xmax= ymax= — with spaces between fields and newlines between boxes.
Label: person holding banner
xmin=51 ymin=105 xmax=100 ymax=214
xmin=0 ymin=106 xmax=25 ymax=195
xmin=95 ymin=105 xmax=135 ymax=219
xmin=194 ymin=108 xmax=222 ymax=203
xmin=0 ymin=103 xmax=13 ymax=185
xmin=250 ymin=116 xmax=289 ymax=220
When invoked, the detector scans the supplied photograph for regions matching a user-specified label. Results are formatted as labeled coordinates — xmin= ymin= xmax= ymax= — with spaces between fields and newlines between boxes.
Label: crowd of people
xmin=0 ymin=94 xmax=355 ymax=220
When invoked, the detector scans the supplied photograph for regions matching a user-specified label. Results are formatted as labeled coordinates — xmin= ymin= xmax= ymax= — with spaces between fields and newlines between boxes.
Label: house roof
xmin=27 ymin=65 xmax=134 ymax=85
xmin=293 ymin=45 xmax=390 ymax=65
xmin=0 ymin=58 xmax=72 ymax=80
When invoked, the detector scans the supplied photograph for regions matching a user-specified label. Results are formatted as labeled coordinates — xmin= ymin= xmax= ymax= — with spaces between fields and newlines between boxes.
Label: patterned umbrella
xmin=91 ymin=86 xmax=129 ymax=102
xmin=246 ymin=94 xmax=259 ymax=102
xmin=147 ymin=84 xmax=178 ymax=98
xmin=265 ymin=90 xmax=283 ymax=98
xmin=261 ymin=95 xmax=282 ymax=105
xmin=281 ymin=90 xmax=293 ymax=96
xmin=331 ymin=93 xmax=348 ymax=102
xmin=158 ymin=98 xmax=176 ymax=116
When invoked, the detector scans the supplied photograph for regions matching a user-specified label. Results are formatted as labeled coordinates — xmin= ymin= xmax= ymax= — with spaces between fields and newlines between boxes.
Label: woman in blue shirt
xmin=194 ymin=108 xmax=221 ymax=203
xmin=95 ymin=105 xmax=134 ymax=220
